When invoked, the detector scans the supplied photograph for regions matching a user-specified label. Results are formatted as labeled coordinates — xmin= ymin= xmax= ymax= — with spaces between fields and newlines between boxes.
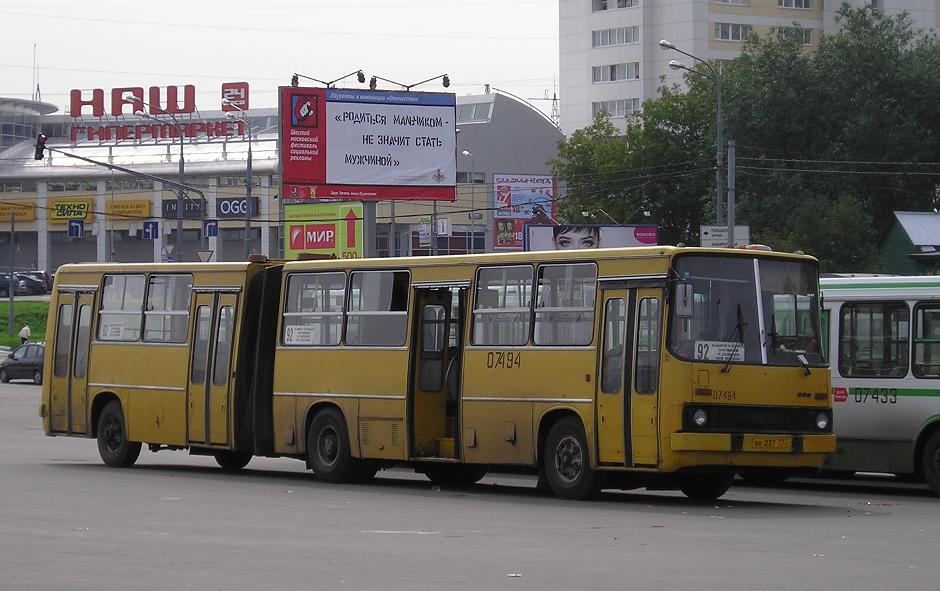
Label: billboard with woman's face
xmin=524 ymin=224 xmax=658 ymax=251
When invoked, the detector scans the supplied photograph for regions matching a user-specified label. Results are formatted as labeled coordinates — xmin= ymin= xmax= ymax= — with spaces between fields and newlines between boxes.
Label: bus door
xmin=597 ymin=289 xmax=631 ymax=464
xmin=410 ymin=286 xmax=463 ymax=458
xmin=187 ymin=291 xmax=238 ymax=446
xmin=630 ymin=289 xmax=662 ymax=466
xmin=49 ymin=290 xmax=95 ymax=434
xmin=596 ymin=287 xmax=662 ymax=466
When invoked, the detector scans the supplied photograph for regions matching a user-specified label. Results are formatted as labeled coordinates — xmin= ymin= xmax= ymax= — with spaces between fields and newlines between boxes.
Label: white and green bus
xmin=821 ymin=275 xmax=940 ymax=496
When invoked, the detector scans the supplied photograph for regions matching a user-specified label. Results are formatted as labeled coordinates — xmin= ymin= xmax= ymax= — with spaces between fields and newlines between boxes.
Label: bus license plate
xmin=744 ymin=435 xmax=791 ymax=452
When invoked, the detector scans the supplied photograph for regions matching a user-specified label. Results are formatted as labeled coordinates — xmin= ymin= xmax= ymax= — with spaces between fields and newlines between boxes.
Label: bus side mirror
xmin=674 ymin=283 xmax=694 ymax=318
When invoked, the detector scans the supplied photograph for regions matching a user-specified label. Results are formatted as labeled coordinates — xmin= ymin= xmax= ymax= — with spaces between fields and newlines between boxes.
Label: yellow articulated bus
xmin=42 ymin=246 xmax=835 ymax=501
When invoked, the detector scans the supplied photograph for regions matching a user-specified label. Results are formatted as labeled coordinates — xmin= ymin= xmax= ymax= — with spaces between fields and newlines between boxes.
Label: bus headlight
xmin=692 ymin=408 xmax=708 ymax=428
xmin=815 ymin=412 xmax=830 ymax=431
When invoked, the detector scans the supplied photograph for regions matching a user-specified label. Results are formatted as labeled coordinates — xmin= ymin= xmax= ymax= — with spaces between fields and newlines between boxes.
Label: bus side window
xmin=346 ymin=271 xmax=409 ymax=346
xmin=839 ymin=301 xmax=909 ymax=378
xmin=472 ymin=265 xmax=533 ymax=346
xmin=635 ymin=298 xmax=661 ymax=394
xmin=212 ymin=306 xmax=235 ymax=386
xmin=98 ymin=274 xmax=145 ymax=342
xmin=913 ymin=303 xmax=940 ymax=378
xmin=534 ymin=263 xmax=597 ymax=346
xmin=53 ymin=304 xmax=73 ymax=378
xmin=601 ymin=298 xmax=625 ymax=394
xmin=73 ymin=305 xmax=92 ymax=379
xmin=144 ymin=274 xmax=193 ymax=343
xmin=191 ymin=306 xmax=211 ymax=385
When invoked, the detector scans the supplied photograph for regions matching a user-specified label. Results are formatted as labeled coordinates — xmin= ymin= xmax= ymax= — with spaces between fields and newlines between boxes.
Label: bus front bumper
xmin=671 ymin=432 xmax=836 ymax=454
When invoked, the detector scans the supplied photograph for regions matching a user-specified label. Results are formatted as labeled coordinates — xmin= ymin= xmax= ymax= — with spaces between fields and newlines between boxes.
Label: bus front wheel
xmin=543 ymin=417 xmax=600 ymax=500
xmin=922 ymin=431 xmax=940 ymax=497
xmin=96 ymin=400 xmax=141 ymax=468
xmin=307 ymin=408 xmax=358 ymax=483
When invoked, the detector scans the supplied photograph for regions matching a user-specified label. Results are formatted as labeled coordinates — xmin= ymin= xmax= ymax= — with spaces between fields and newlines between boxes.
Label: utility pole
xmin=727 ymin=140 xmax=736 ymax=247
xmin=244 ymin=123 xmax=253 ymax=259
xmin=8 ymin=212 xmax=15 ymax=335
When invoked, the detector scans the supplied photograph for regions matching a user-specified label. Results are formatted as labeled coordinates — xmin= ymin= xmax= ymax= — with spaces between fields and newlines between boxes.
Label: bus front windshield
xmin=668 ymin=255 xmax=826 ymax=368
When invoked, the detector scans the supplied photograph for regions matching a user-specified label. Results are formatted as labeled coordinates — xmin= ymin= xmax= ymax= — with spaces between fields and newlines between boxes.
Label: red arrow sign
xmin=345 ymin=210 xmax=358 ymax=248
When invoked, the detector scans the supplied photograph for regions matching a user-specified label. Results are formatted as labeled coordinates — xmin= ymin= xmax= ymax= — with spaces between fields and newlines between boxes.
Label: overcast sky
xmin=1 ymin=0 xmax=559 ymax=117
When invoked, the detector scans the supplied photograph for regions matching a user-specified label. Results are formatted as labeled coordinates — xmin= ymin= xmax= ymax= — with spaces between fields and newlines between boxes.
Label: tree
xmin=551 ymin=5 xmax=940 ymax=271
xmin=551 ymin=87 xmax=715 ymax=245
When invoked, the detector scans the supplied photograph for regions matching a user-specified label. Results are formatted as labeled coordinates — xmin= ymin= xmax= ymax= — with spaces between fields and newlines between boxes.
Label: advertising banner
xmin=279 ymin=87 xmax=456 ymax=202
xmin=106 ymin=199 xmax=151 ymax=220
xmin=284 ymin=202 xmax=364 ymax=260
xmin=161 ymin=198 xmax=205 ymax=219
xmin=0 ymin=203 xmax=36 ymax=222
xmin=524 ymin=224 xmax=659 ymax=251
xmin=48 ymin=197 xmax=95 ymax=223
xmin=215 ymin=197 xmax=259 ymax=219
xmin=492 ymin=174 xmax=557 ymax=249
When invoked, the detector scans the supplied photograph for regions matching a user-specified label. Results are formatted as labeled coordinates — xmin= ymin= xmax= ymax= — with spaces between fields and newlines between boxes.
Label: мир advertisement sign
xmin=279 ymin=87 xmax=456 ymax=202
xmin=283 ymin=202 xmax=364 ymax=260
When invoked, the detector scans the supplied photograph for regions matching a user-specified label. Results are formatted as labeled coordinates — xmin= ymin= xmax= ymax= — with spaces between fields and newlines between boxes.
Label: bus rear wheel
xmin=543 ymin=417 xmax=600 ymax=500
xmin=214 ymin=451 xmax=252 ymax=471
xmin=677 ymin=472 xmax=734 ymax=501
xmin=307 ymin=408 xmax=358 ymax=483
xmin=96 ymin=400 xmax=141 ymax=468
xmin=922 ymin=431 xmax=940 ymax=497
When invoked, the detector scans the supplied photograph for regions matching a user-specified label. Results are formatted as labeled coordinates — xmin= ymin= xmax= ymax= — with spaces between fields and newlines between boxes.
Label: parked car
xmin=0 ymin=274 xmax=29 ymax=297
xmin=0 ymin=342 xmax=44 ymax=384
xmin=27 ymin=270 xmax=54 ymax=292
xmin=15 ymin=273 xmax=47 ymax=295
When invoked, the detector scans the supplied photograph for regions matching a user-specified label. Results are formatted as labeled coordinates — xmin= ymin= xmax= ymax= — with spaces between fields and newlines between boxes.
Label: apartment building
xmin=559 ymin=0 xmax=939 ymax=134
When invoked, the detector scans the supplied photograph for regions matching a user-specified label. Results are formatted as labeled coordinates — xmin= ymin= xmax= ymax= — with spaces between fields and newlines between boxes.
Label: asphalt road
xmin=2 ymin=382 xmax=938 ymax=591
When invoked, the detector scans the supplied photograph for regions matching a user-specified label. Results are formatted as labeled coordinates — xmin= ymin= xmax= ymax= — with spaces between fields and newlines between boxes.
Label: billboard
xmin=492 ymin=174 xmax=556 ymax=249
xmin=524 ymin=224 xmax=659 ymax=251
xmin=48 ymin=197 xmax=94 ymax=223
xmin=279 ymin=87 xmax=456 ymax=202
xmin=283 ymin=202 xmax=364 ymax=260
xmin=106 ymin=199 xmax=151 ymax=220
xmin=0 ymin=202 xmax=36 ymax=222
xmin=68 ymin=82 xmax=249 ymax=143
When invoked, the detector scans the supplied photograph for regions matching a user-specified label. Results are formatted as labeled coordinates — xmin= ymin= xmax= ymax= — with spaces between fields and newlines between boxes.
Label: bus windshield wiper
xmin=770 ymin=314 xmax=811 ymax=376
xmin=721 ymin=304 xmax=745 ymax=373
xmin=777 ymin=343 xmax=812 ymax=376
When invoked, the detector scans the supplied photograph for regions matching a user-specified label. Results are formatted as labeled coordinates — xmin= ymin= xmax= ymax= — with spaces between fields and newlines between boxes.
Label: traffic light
xmin=33 ymin=133 xmax=47 ymax=160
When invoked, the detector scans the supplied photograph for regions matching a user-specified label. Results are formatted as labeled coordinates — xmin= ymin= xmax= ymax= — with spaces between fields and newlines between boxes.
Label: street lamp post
xmin=461 ymin=150 xmax=475 ymax=253
xmin=222 ymin=98 xmax=254 ymax=260
xmin=126 ymin=96 xmax=185 ymax=262
xmin=659 ymin=40 xmax=728 ymax=237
